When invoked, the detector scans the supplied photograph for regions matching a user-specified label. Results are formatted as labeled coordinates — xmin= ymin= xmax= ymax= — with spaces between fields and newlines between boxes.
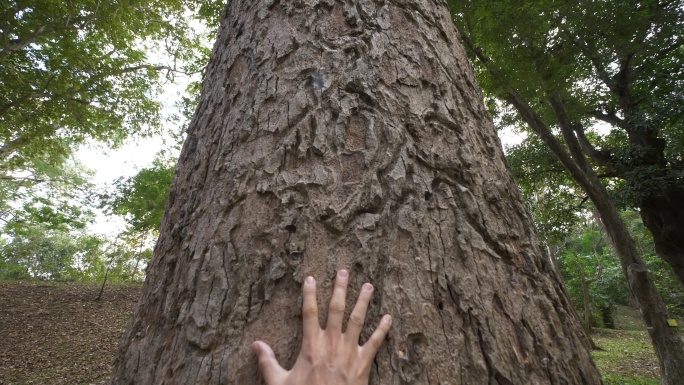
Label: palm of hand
xmin=252 ymin=270 xmax=392 ymax=385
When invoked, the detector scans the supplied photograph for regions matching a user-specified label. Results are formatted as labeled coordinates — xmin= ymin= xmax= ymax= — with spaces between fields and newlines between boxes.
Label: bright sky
xmin=75 ymin=82 xmax=184 ymax=236
xmin=75 ymin=137 xmax=166 ymax=236
xmin=77 ymin=137 xmax=165 ymax=185
xmin=499 ymin=126 xmax=525 ymax=148
xmin=73 ymin=14 xmax=210 ymax=236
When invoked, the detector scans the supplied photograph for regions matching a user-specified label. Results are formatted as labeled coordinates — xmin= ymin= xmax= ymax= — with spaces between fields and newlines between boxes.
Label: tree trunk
xmin=579 ymin=233 xmax=603 ymax=337
xmin=577 ymin=263 xmax=600 ymax=350
xmin=546 ymin=243 xmax=562 ymax=279
xmin=546 ymin=242 xmax=597 ymax=351
xmin=640 ymin=184 xmax=684 ymax=287
xmin=129 ymin=234 xmax=145 ymax=281
xmin=110 ymin=1 xmax=601 ymax=383
xmin=579 ymin=267 xmax=592 ymax=334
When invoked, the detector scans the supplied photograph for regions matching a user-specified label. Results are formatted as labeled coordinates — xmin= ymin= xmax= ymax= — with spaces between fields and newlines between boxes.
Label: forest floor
xmin=0 ymin=281 xmax=670 ymax=384
xmin=0 ymin=281 xmax=140 ymax=385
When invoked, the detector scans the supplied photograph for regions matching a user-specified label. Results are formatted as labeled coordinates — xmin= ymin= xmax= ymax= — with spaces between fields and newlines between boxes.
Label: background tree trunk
xmin=640 ymin=185 xmax=684 ymax=287
xmin=502 ymin=87 xmax=684 ymax=385
xmin=111 ymin=1 xmax=601 ymax=383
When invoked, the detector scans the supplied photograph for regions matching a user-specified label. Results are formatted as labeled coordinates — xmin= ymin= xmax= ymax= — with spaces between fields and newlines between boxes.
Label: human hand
xmin=251 ymin=269 xmax=392 ymax=385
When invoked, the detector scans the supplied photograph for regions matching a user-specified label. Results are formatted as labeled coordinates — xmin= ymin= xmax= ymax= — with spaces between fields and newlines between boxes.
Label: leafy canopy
xmin=99 ymin=157 xmax=174 ymax=236
xmin=0 ymin=0 xmax=221 ymax=231
xmin=2 ymin=0 xmax=202 ymax=170
xmin=450 ymin=0 xmax=684 ymax=203
xmin=0 ymin=0 xmax=222 ymax=195
xmin=556 ymin=212 xmax=684 ymax=322
xmin=0 ymin=221 xmax=105 ymax=281
xmin=0 ymin=155 xmax=94 ymax=232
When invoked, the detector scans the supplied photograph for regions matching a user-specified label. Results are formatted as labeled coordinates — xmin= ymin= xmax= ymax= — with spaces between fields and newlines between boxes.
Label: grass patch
xmin=613 ymin=305 xmax=646 ymax=330
xmin=592 ymin=328 xmax=660 ymax=384
xmin=600 ymin=373 xmax=660 ymax=385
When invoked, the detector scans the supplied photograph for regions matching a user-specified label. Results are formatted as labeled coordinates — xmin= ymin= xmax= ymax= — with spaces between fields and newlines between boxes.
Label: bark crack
xmin=425 ymin=232 xmax=438 ymax=304
xmin=434 ymin=219 xmax=454 ymax=355
xmin=476 ymin=327 xmax=494 ymax=382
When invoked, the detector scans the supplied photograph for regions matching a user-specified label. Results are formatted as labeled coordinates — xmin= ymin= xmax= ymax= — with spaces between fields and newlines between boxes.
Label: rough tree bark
xmin=111 ymin=1 xmax=601 ymax=384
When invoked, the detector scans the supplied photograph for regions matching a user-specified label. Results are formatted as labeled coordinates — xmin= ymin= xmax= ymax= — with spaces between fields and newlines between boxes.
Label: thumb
xmin=251 ymin=341 xmax=286 ymax=383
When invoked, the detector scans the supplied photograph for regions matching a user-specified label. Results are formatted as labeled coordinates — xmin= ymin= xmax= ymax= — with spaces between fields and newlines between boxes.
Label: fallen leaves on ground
xmin=0 ymin=281 xmax=141 ymax=385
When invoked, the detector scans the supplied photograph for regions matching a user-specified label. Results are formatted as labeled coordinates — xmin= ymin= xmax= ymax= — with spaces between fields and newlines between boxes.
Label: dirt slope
xmin=0 ymin=282 xmax=141 ymax=385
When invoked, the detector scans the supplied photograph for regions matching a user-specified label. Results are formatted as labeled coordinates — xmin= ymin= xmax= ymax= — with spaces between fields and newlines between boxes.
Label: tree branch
xmin=573 ymin=38 xmax=618 ymax=95
xmin=460 ymin=24 xmax=602 ymax=204
xmin=614 ymin=53 xmax=636 ymax=107
xmin=0 ymin=173 xmax=85 ymax=188
xmin=635 ymin=40 xmax=684 ymax=75
xmin=0 ymin=123 xmax=60 ymax=163
xmin=0 ymin=91 xmax=51 ymax=116
xmin=0 ymin=13 xmax=98 ymax=61
xmin=548 ymin=93 xmax=593 ymax=173
xmin=0 ymin=25 xmax=47 ymax=60
xmin=460 ymin=21 xmax=493 ymax=66
xmin=587 ymin=230 xmax=605 ymax=284
xmin=504 ymin=88 xmax=594 ymax=192
xmin=0 ymin=175 xmax=49 ymax=183
xmin=589 ymin=110 xmax=623 ymax=127
xmin=0 ymin=60 xmax=187 ymax=163
xmin=576 ymin=196 xmax=590 ymax=210
xmin=573 ymin=122 xmax=613 ymax=167
xmin=0 ymin=63 xmax=178 ymax=118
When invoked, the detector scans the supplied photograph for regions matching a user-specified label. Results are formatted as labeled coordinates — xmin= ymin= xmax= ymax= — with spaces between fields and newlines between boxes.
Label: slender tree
xmin=451 ymin=1 xmax=684 ymax=382
xmin=111 ymin=1 xmax=601 ymax=383
xmin=449 ymin=0 xmax=684 ymax=286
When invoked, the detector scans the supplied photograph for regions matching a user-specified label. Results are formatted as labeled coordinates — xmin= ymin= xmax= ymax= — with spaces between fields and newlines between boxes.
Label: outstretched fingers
xmin=326 ymin=269 xmax=349 ymax=331
xmin=254 ymin=269 xmax=393 ymax=385
xmin=362 ymin=314 xmax=393 ymax=359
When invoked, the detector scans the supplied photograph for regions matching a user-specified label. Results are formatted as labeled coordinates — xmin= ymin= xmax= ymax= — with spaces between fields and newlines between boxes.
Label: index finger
xmin=302 ymin=276 xmax=320 ymax=341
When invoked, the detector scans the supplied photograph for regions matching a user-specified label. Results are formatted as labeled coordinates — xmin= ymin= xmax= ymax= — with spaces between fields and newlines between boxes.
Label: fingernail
xmin=383 ymin=315 xmax=392 ymax=325
xmin=251 ymin=342 xmax=261 ymax=354
xmin=363 ymin=283 xmax=373 ymax=292
xmin=306 ymin=276 xmax=315 ymax=285
xmin=338 ymin=269 xmax=348 ymax=278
